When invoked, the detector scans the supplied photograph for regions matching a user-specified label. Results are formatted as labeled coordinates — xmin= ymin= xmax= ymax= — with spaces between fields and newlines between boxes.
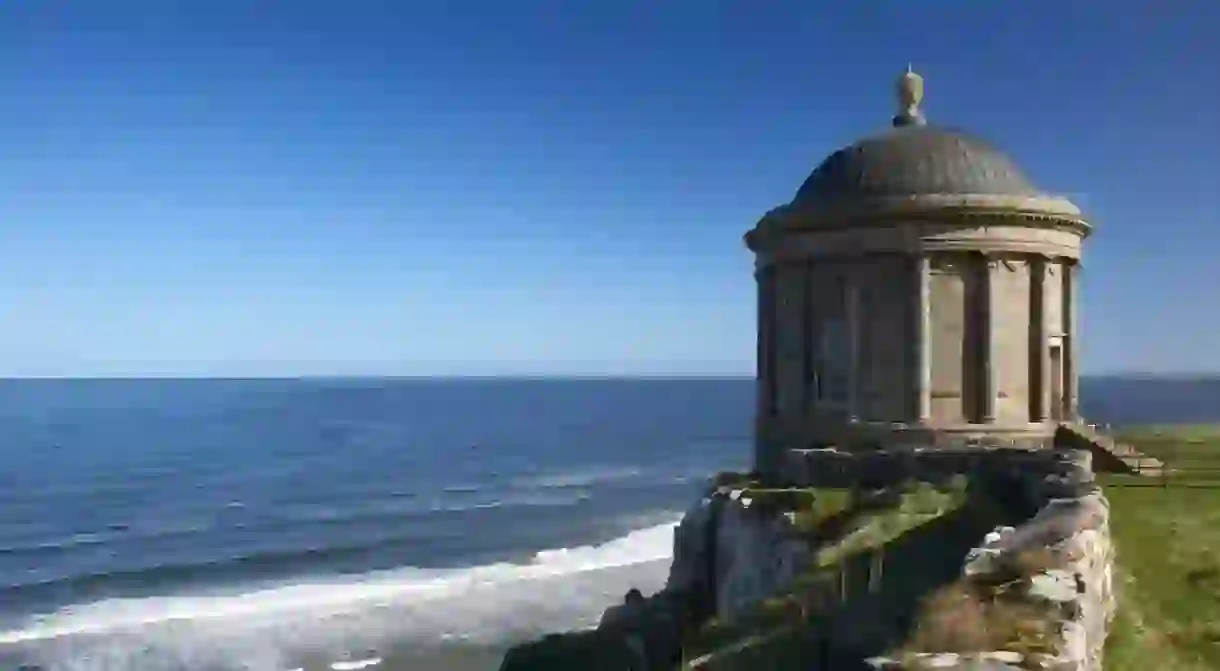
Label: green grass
xmin=1115 ymin=424 xmax=1220 ymax=443
xmin=730 ymin=487 xmax=854 ymax=531
xmin=702 ymin=426 xmax=1220 ymax=669
xmin=811 ymin=481 xmax=967 ymax=568
xmin=1102 ymin=423 xmax=1220 ymax=670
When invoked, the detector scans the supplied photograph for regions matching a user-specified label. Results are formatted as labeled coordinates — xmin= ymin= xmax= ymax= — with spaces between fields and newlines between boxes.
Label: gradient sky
xmin=0 ymin=1 xmax=1215 ymax=377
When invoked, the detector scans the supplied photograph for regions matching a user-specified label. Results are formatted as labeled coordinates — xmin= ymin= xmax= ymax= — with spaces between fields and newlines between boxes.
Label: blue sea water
xmin=0 ymin=378 xmax=752 ymax=671
xmin=0 ymin=376 xmax=1217 ymax=671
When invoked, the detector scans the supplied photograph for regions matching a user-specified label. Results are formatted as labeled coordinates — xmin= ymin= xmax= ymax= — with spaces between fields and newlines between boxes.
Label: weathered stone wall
xmin=867 ymin=454 xmax=1115 ymax=671
xmin=781 ymin=445 xmax=1092 ymax=502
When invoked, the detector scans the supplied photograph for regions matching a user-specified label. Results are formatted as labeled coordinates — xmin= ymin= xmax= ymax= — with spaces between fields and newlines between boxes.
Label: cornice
xmin=746 ymin=195 xmax=1092 ymax=253
xmin=759 ymin=246 xmax=1082 ymax=269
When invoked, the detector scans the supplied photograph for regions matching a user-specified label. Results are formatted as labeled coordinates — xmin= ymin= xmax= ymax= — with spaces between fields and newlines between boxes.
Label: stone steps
xmin=1058 ymin=421 xmax=1163 ymax=476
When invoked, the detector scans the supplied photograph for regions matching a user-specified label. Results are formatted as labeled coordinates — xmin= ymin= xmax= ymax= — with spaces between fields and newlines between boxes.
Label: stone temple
xmin=747 ymin=68 xmax=1092 ymax=474
xmin=500 ymin=68 xmax=1133 ymax=671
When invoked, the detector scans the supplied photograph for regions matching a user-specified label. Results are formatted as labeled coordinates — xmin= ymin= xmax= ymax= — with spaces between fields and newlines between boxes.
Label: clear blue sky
xmin=0 ymin=1 xmax=1215 ymax=377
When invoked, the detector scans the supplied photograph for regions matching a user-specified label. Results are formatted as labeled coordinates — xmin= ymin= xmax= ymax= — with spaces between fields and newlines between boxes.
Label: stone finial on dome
xmin=893 ymin=64 xmax=927 ymax=127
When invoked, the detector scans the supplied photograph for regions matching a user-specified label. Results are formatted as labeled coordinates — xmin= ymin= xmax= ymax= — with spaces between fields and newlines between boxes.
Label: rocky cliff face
xmin=666 ymin=487 xmax=820 ymax=623
xmin=664 ymin=494 xmax=718 ymax=608
xmin=711 ymin=495 xmax=814 ymax=620
xmin=500 ymin=449 xmax=1116 ymax=671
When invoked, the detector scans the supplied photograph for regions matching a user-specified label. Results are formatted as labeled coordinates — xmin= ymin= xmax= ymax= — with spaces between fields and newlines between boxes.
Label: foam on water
xmin=513 ymin=466 xmax=644 ymax=489
xmin=0 ymin=518 xmax=680 ymax=671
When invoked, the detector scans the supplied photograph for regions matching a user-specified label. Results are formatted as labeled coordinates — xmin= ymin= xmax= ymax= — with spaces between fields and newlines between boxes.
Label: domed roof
xmin=746 ymin=68 xmax=1089 ymax=252
xmin=787 ymin=66 xmax=1064 ymax=215
xmin=792 ymin=125 xmax=1043 ymax=208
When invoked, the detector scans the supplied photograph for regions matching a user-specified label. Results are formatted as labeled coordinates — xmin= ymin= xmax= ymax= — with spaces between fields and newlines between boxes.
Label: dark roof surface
xmin=793 ymin=125 xmax=1044 ymax=207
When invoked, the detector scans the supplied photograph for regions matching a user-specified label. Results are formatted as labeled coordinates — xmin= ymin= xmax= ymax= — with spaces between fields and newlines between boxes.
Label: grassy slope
xmin=1103 ymin=424 xmax=1220 ymax=670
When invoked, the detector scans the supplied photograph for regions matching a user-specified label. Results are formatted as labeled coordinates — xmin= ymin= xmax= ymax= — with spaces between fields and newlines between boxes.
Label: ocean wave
xmin=231 ymin=490 xmax=594 ymax=528
xmin=509 ymin=465 xmax=644 ymax=490
xmin=0 ymin=493 xmax=591 ymax=565
xmin=440 ymin=484 xmax=482 ymax=494
xmin=508 ymin=463 xmax=745 ymax=492
xmin=0 ymin=518 xmax=680 ymax=671
xmin=2 ymin=493 xmax=600 ymax=604
xmin=0 ymin=521 xmax=216 ymax=558
xmin=329 ymin=658 xmax=382 ymax=670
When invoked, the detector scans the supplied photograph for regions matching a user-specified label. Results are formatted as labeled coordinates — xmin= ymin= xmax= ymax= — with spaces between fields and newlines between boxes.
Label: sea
xmin=0 ymin=376 xmax=1217 ymax=671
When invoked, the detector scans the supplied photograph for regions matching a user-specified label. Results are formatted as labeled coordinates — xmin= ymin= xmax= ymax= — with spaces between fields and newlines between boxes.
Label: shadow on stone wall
xmin=698 ymin=480 xmax=1031 ymax=670
xmin=499 ymin=475 xmax=1033 ymax=671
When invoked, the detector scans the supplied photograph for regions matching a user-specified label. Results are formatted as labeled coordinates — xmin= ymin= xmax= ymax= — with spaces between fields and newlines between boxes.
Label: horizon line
xmin=1 ymin=372 xmax=1218 ymax=382
xmin=0 ymin=373 xmax=756 ymax=382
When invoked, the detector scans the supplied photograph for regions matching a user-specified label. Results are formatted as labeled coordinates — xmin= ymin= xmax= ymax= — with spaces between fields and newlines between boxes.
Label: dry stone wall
xmin=865 ymin=453 xmax=1114 ymax=671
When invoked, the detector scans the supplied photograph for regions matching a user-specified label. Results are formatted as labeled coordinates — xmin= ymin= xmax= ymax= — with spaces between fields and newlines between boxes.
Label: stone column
xmin=1065 ymin=261 xmax=1081 ymax=421
xmin=913 ymin=255 xmax=932 ymax=423
xmin=802 ymin=261 xmax=815 ymax=410
xmin=980 ymin=254 xmax=998 ymax=423
xmin=1031 ymin=256 xmax=1051 ymax=422
xmin=846 ymin=262 xmax=861 ymax=422
xmin=754 ymin=263 xmax=777 ymax=473
xmin=756 ymin=264 xmax=776 ymax=421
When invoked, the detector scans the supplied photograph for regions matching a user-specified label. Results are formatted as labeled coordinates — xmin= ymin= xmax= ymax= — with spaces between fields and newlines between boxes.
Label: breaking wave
xmin=0 ymin=518 xmax=680 ymax=671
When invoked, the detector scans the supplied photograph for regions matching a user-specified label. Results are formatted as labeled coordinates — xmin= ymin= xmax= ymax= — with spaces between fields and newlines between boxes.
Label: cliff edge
xmin=500 ymin=448 xmax=1114 ymax=671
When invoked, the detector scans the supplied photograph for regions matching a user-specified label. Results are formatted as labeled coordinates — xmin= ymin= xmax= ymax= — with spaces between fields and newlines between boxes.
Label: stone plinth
xmin=781 ymin=446 xmax=1094 ymax=502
